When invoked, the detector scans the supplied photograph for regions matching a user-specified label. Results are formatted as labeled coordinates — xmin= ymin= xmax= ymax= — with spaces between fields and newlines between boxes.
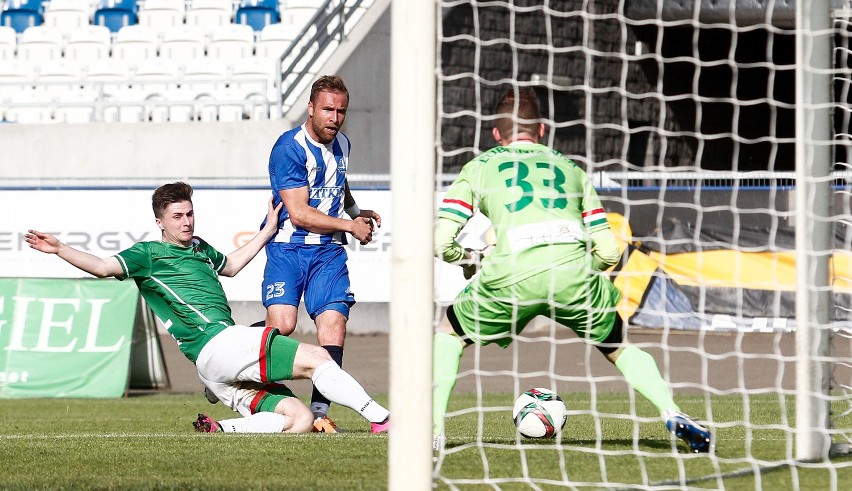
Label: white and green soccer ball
xmin=512 ymin=388 xmax=567 ymax=438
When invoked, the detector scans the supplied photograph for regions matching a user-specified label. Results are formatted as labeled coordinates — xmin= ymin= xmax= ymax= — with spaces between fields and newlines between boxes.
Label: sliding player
xmin=26 ymin=181 xmax=389 ymax=434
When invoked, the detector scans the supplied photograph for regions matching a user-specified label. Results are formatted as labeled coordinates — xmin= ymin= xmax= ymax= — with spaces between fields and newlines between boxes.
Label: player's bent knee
xmin=277 ymin=398 xmax=314 ymax=433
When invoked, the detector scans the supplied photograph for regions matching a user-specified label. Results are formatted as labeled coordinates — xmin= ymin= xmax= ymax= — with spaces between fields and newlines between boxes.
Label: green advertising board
xmin=0 ymin=278 xmax=139 ymax=398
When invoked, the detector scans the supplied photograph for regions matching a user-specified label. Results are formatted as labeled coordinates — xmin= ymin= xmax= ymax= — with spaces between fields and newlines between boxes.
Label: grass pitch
xmin=0 ymin=393 xmax=849 ymax=490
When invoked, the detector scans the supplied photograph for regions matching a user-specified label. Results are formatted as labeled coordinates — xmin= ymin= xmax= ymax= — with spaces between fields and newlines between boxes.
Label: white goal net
xmin=414 ymin=0 xmax=852 ymax=489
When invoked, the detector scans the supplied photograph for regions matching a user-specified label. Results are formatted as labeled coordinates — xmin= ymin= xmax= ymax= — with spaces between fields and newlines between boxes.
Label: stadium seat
xmin=234 ymin=0 xmax=280 ymax=32
xmin=111 ymin=24 xmax=158 ymax=60
xmin=93 ymin=5 xmax=138 ymax=33
xmin=0 ymin=59 xmax=35 ymax=94
xmin=3 ymin=86 xmax=53 ymax=123
xmin=158 ymin=25 xmax=205 ymax=63
xmin=137 ymin=0 xmax=185 ymax=36
xmin=64 ymin=25 xmax=112 ymax=61
xmin=0 ymin=25 xmax=16 ymax=59
xmin=206 ymin=23 xmax=254 ymax=62
xmin=185 ymin=0 xmax=232 ymax=33
xmin=254 ymin=21 xmax=298 ymax=59
xmin=230 ymin=55 xmax=277 ymax=100
xmin=84 ymin=57 xmax=131 ymax=91
xmin=132 ymin=57 xmax=180 ymax=92
xmin=279 ymin=0 xmax=317 ymax=31
xmin=0 ymin=7 xmax=42 ymax=34
xmin=16 ymin=25 xmax=63 ymax=61
xmin=182 ymin=56 xmax=228 ymax=93
xmin=54 ymin=89 xmax=98 ymax=123
xmin=43 ymin=0 xmax=90 ymax=35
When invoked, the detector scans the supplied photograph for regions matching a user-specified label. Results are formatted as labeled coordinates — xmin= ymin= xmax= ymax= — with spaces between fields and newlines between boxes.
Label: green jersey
xmin=438 ymin=142 xmax=610 ymax=288
xmin=115 ymin=238 xmax=232 ymax=363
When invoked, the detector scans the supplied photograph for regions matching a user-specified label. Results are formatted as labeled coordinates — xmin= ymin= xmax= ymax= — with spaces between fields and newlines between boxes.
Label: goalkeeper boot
xmin=193 ymin=413 xmax=221 ymax=433
xmin=370 ymin=417 xmax=390 ymax=434
xmin=665 ymin=411 xmax=712 ymax=453
xmin=312 ymin=416 xmax=341 ymax=433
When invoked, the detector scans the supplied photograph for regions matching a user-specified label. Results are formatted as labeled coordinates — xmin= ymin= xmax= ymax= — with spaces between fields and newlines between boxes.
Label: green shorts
xmin=451 ymin=263 xmax=621 ymax=348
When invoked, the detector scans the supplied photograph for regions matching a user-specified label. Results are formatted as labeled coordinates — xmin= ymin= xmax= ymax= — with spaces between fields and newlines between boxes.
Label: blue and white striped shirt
xmin=268 ymin=124 xmax=350 ymax=245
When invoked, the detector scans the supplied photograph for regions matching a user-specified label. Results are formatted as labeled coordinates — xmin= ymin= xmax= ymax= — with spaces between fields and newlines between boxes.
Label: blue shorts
xmin=262 ymin=242 xmax=355 ymax=318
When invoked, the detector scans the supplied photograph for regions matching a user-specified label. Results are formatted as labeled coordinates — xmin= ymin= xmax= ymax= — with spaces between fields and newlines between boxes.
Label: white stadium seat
xmin=112 ymin=25 xmax=159 ymax=61
xmin=17 ymin=26 xmax=64 ymax=61
xmin=280 ymin=0 xmax=318 ymax=31
xmin=64 ymin=25 xmax=112 ymax=61
xmin=54 ymin=89 xmax=99 ymax=123
xmin=159 ymin=25 xmax=206 ymax=63
xmin=207 ymin=23 xmax=254 ymax=62
xmin=182 ymin=56 xmax=228 ymax=93
xmin=43 ymin=0 xmax=92 ymax=35
xmin=185 ymin=0 xmax=233 ymax=33
xmin=254 ymin=21 xmax=299 ymax=60
xmin=0 ymin=25 xmax=16 ymax=60
xmin=137 ymin=0 xmax=186 ymax=36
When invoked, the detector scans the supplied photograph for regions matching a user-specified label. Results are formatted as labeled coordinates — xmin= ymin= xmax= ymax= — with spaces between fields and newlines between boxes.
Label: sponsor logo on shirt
xmin=309 ymin=186 xmax=345 ymax=199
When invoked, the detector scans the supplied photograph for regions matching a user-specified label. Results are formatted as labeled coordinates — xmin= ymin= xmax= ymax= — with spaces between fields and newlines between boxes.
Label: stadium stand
xmin=0 ymin=0 xmax=376 ymax=123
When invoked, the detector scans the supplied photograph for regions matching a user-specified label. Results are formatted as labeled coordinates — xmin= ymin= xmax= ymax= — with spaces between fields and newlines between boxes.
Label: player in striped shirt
xmin=432 ymin=87 xmax=711 ymax=453
xmin=262 ymin=75 xmax=381 ymax=433
xmin=25 ymin=182 xmax=389 ymax=434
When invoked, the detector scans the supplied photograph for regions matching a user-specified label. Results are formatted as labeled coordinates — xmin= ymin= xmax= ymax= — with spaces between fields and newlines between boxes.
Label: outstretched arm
xmin=220 ymin=198 xmax=283 ymax=277
xmin=25 ymin=230 xmax=123 ymax=278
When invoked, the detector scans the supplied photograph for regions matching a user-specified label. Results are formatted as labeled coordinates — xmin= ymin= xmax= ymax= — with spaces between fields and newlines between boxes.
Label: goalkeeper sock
xmin=433 ymin=331 xmax=465 ymax=435
xmin=311 ymin=361 xmax=389 ymax=423
xmin=614 ymin=345 xmax=681 ymax=416
xmin=218 ymin=412 xmax=287 ymax=433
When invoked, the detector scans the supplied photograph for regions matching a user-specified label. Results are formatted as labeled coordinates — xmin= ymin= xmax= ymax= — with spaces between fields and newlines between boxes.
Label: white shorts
xmin=195 ymin=325 xmax=296 ymax=417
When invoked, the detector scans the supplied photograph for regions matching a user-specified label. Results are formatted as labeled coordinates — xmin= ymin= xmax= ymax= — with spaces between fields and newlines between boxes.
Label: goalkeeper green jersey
xmin=438 ymin=141 xmax=610 ymax=288
xmin=115 ymin=239 xmax=232 ymax=363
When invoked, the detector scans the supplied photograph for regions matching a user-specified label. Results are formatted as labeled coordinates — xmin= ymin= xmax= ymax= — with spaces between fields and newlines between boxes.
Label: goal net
xmin=420 ymin=0 xmax=852 ymax=488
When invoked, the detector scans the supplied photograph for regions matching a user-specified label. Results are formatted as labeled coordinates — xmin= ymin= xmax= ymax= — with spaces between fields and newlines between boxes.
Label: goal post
xmin=794 ymin=0 xmax=833 ymax=462
xmin=387 ymin=1 xmax=436 ymax=490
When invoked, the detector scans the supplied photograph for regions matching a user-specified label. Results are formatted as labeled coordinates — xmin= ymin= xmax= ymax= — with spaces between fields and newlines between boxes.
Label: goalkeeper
xmin=432 ymin=87 xmax=711 ymax=453
xmin=26 ymin=182 xmax=389 ymax=434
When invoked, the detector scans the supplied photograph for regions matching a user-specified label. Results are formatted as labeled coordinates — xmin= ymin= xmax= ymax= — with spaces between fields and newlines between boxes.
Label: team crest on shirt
xmin=337 ymin=157 xmax=347 ymax=173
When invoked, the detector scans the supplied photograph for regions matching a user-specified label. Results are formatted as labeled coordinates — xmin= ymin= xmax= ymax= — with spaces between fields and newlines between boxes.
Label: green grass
xmin=0 ymin=393 xmax=849 ymax=490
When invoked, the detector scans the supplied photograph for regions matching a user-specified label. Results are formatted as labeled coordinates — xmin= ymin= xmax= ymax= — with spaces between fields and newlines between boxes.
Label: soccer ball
xmin=512 ymin=388 xmax=567 ymax=438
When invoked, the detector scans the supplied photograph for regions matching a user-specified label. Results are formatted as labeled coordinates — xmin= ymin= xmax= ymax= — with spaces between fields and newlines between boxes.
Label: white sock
xmin=218 ymin=412 xmax=286 ymax=433
xmin=311 ymin=361 xmax=390 ymax=423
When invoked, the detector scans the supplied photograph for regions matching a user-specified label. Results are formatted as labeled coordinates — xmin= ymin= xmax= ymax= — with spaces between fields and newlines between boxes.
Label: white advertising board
xmin=1 ymin=189 xmax=486 ymax=303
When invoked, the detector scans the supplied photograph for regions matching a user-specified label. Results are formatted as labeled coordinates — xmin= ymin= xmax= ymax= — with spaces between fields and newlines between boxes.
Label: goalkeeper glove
xmin=461 ymin=248 xmax=483 ymax=280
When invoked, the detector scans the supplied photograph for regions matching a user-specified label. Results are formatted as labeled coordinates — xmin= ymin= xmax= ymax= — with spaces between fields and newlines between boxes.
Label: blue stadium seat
xmin=0 ymin=8 xmax=42 ymax=34
xmin=235 ymin=5 xmax=280 ymax=32
xmin=94 ymin=7 xmax=138 ymax=32
xmin=238 ymin=0 xmax=278 ymax=11
xmin=93 ymin=0 xmax=138 ymax=32
xmin=3 ymin=0 xmax=47 ymax=14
